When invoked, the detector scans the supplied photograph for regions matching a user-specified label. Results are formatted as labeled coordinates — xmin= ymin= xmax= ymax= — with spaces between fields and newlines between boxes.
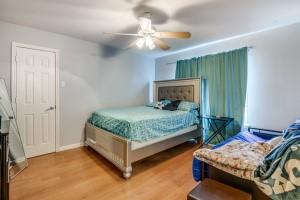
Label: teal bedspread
xmin=88 ymin=106 xmax=199 ymax=142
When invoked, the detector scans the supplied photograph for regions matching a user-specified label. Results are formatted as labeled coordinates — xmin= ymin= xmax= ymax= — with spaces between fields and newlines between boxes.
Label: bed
xmin=85 ymin=78 xmax=201 ymax=178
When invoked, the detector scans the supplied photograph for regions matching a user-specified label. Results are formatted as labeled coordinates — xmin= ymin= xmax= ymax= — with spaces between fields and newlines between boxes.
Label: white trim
xmin=13 ymin=156 xmax=27 ymax=163
xmin=11 ymin=42 xmax=61 ymax=153
xmin=58 ymin=142 xmax=85 ymax=152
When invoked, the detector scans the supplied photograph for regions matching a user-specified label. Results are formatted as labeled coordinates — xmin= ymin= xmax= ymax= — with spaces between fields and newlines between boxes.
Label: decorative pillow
xmin=146 ymin=99 xmax=171 ymax=108
xmin=162 ymin=100 xmax=181 ymax=111
xmin=160 ymin=99 xmax=172 ymax=106
xmin=154 ymin=101 xmax=164 ymax=110
xmin=177 ymin=101 xmax=199 ymax=111
xmin=153 ymin=99 xmax=172 ymax=110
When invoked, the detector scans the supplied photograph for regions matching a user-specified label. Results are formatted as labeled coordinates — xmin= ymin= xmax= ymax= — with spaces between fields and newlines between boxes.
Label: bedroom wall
xmin=0 ymin=21 xmax=155 ymax=148
xmin=155 ymin=22 xmax=300 ymax=131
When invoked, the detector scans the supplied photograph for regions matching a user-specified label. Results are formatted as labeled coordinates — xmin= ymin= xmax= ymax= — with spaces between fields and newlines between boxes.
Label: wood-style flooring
xmin=11 ymin=142 xmax=198 ymax=200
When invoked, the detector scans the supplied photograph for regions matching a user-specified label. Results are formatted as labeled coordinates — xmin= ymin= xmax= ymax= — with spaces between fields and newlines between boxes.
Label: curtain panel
xmin=175 ymin=47 xmax=248 ymax=139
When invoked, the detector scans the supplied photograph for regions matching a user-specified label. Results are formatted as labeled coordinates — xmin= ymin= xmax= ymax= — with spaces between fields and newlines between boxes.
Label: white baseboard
xmin=13 ymin=156 xmax=27 ymax=163
xmin=57 ymin=142 xmax=85 ymax=152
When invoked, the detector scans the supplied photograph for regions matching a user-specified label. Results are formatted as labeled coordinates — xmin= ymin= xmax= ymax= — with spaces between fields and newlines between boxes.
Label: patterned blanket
xmin=193 ymin=139 xmax=281 ymax=180
xmin=254 ymin=122 xmax=300 ymax=200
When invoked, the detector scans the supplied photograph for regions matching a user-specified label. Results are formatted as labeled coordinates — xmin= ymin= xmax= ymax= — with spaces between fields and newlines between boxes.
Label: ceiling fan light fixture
xmin=139 ymin=16 xmax=152 ymax=32
xmin=104 ymin=12 xmax=191 ymax=51
xmin=148 ymin=43 xmax=155 ymax=50
xmin=145 ymin=36 xmax=154 ymax=47
xmin=137 ymin=29 xmax=144 ymax=36
xmin=136 ymin=38 xmax=145 ymax=48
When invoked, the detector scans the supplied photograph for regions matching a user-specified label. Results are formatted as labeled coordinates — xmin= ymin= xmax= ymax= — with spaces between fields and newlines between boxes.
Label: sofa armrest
xmin=248 ymin=127 xmax=282 ymax=140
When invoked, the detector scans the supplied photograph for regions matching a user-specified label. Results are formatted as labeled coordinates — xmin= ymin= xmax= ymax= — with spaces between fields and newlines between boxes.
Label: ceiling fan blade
xmin=103 ymin=32 xmax=139 ymax=37
xmin=154 ymin=32 xmax=191 ymax=39
xmin=153 ymin=38 xmax=170 ymax=50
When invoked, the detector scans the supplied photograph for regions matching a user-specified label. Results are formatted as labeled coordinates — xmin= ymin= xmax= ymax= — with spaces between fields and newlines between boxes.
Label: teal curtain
xmin=175 ymin=47 xmax=248 ymax=140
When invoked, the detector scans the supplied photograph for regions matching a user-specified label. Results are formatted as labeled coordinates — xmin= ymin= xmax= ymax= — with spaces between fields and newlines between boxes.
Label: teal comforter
xmin=88 ymin=106 xmax=199 ymax=142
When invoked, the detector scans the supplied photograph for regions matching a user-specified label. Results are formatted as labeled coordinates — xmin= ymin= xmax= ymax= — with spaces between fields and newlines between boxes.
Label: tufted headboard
xmin=153 ymin=78 xmax=201 ymax=104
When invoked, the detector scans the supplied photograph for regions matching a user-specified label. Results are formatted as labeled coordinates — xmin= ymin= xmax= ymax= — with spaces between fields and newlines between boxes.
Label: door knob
xmin=46 ymin=106 xmax=55 ymax=111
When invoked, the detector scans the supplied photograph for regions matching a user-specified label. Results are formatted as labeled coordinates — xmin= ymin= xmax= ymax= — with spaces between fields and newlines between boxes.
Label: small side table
xmin=200 ymin=115 xmax=234 ymax=147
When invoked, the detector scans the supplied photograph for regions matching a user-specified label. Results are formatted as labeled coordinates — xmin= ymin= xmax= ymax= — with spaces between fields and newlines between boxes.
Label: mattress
xmin=88 ymin=106 xmax=199 ymax=142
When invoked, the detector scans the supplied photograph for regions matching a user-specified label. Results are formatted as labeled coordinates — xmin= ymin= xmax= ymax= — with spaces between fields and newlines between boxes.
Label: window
xmin=243 ymin=93 xmax=249 ymax=127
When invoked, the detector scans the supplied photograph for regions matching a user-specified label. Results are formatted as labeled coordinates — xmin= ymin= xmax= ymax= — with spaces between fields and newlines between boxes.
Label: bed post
xmin=123 ymin=140 xmax=132 ymax=179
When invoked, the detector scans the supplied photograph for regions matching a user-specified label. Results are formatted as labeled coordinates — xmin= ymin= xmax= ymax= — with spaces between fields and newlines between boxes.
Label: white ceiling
xmin=1 ymin=0 xmax=300 ymax=57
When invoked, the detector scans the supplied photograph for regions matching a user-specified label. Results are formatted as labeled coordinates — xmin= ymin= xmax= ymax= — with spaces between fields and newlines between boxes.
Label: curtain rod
xmin=165 ymin=46 xmax=254 ymax=65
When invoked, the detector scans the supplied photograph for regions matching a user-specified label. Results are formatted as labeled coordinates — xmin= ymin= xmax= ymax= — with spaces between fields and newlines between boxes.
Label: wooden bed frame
xmin=85 ymin=78 xmax=201 ymax=178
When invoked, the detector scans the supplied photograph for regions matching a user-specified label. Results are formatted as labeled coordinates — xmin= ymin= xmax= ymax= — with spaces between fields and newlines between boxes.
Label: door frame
xmin=11 ymin=42 xmax=60 ymax=153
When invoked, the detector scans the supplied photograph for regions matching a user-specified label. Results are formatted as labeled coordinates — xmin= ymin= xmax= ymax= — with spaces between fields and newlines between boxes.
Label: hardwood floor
xmin=11 ymin=142 xmax=198 ymax=200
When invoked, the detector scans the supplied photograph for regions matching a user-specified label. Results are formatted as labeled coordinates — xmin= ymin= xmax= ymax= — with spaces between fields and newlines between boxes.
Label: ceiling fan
xmin=103 ymin=12 xmax=191 ymax=51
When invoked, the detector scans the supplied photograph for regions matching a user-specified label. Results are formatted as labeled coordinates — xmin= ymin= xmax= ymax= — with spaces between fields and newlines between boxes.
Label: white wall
xmin=0 ymin=21 xmax=155 ymax=147
xmin=155 ymin=23 xmax=300 ymax=131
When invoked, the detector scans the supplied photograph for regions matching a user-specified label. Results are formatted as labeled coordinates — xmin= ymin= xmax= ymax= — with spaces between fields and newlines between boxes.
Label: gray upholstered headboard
xmin=158 ymin=85 xmax=194 ymax=102
xmin=153 ymin=78 xmax=201 ymax=104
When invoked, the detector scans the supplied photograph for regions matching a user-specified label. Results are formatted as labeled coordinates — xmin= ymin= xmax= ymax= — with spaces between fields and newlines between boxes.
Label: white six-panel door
xmin=15 ymin=46 xmax=56 ymax=158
